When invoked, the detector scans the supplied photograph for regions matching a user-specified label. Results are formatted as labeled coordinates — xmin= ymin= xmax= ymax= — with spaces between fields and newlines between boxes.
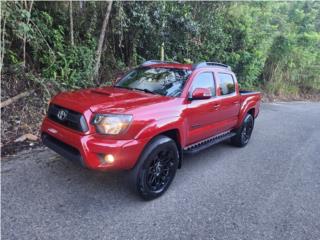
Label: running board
xmin=183 ymin=131 xmax=236 ymax=154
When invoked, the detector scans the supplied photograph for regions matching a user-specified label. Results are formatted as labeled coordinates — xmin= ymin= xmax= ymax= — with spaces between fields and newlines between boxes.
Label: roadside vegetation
xmin=1 ymin=1 xmax=319 ymax=155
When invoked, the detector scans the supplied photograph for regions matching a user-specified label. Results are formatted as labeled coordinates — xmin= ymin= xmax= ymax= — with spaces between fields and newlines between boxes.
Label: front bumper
xmin=41 ymin=117 xmax=150 ymax=171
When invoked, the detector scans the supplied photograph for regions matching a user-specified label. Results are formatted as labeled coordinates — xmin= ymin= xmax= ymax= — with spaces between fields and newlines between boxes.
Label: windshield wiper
xmin=132 ymin=88 xmax=160 ymax=95
xmin=114 ymin=85 xmax=131 ymax=90
xmin=114 ymin=86 xmax=160 ymax=95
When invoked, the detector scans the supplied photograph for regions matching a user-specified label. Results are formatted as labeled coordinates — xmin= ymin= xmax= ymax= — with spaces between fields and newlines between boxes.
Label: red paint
xmin=41 ymin=63 xmax=261 ymax=170
xmin=191 ymin=88 xmax=212 ymax=100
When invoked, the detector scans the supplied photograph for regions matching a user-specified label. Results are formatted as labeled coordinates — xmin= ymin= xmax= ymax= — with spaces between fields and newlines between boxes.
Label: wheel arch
xmin=236 ymin=104 xmax=257 ymax=129
xmin=134 ymin=128 xmax=184 ymax=170
xmin=134 ymin=117 xmax=186 ymax=169
xmin=159 ymin=129 xmax=183 ymax=169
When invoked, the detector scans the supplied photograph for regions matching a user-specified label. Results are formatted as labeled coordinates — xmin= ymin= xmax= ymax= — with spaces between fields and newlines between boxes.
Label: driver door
xmin=185 ymin=71 xmax=222 ymax=145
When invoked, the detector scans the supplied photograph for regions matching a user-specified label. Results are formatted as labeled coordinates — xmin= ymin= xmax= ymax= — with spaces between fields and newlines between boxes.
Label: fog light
xmin=104 ymin=154 xmax=115 ymax=164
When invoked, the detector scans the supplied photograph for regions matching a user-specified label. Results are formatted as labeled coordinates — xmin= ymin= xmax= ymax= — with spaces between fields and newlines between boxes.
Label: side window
xmin=191 ymin=72 xmax=215 ymax=96
xmin=218 ymin=73 xmax=235 ymax=95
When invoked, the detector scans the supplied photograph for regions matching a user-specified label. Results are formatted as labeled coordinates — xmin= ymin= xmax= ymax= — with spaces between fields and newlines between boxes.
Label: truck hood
xmin=52 ymin=87 xmax=172 ymax=114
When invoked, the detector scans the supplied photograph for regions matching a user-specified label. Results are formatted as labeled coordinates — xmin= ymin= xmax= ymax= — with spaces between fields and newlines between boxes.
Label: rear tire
xmin=231 ymin=114 xmax=254 ymax=147
xmin=129 ymin=135 xmax=179 ymax=200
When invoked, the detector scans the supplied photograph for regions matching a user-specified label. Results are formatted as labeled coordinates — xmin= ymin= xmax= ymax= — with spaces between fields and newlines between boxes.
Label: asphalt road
xmin=2 ymin=102 xmax=320 ymax=240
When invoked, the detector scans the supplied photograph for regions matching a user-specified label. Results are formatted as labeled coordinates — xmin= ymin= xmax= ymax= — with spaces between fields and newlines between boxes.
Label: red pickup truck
xmin=41 ymin=60 xmax=261 ymax=199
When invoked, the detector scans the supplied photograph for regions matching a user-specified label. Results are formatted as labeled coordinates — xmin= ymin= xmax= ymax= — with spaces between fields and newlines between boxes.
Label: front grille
xmin=47 ymin=104 xmax=88 ymax=132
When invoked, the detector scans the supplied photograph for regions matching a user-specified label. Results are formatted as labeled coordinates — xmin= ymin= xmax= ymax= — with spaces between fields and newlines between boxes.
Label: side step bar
xmin=183 ymin=131 xmax=236 ymax=154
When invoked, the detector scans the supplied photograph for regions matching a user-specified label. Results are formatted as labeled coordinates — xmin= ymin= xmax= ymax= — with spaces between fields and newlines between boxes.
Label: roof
xmin=139 ymin=60 xmax=231 ymax=71
xmin=144 ymin=63 xmax=193 ymax=70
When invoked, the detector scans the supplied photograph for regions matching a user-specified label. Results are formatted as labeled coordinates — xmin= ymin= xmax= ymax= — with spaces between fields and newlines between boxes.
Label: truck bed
xmin=239 ymin=90 xmax=260 ymax=95
xmin=239 ymin=90 xmax=261 ymax=110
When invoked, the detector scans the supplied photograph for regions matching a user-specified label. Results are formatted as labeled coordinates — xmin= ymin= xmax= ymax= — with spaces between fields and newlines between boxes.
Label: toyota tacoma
xmin=41 ymin=60 xmax=261 ymax=200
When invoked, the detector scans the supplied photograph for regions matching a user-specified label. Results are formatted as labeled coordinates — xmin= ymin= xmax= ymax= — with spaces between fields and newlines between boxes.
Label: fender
xmin=236 ymin=96 xmax=259 ymax=128
xmin=134 ymin=116 xmax=187 ymax=147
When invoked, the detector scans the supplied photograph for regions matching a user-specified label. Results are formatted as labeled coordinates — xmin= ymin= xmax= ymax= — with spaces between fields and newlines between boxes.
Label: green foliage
xmin=263 ymin=2 xmax=320 ymax=95
xmin=2 ymin=1 xmax=320 ymax=97
xmin=3 ymin=2 xmax=96 ymax=91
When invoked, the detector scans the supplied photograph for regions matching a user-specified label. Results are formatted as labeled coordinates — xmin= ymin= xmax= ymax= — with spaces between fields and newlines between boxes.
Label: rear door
xmin=215 ymin=72 xmax=241 ymax=131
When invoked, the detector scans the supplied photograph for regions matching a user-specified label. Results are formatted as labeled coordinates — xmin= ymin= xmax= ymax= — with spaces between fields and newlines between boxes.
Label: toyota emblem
xmin=57 ymin=109 xmax=68 ymax=121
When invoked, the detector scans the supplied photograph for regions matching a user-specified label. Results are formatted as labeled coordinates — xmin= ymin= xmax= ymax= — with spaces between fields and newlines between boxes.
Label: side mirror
xmin=112 ymin=76 xmax=122 ymax=85
xmin=190 ymin=88 xmax=212 ymax=100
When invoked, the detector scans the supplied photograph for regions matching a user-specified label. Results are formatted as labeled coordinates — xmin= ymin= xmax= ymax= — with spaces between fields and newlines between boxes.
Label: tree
xmin=2 ymin=1 xmax=319 ymax=94
xmin=93 ymin=0 xmax=113 ymax=84
xmin=22 ymin=0 xmax=33 ymax=68
xmin=0 ymin=0 xmax=7 ymax=78
xmin=69 ymin=0 xmax=74 ymax=46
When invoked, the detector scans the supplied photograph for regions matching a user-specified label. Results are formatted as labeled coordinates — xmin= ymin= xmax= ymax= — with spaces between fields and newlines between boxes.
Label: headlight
xmin=92 ymin=114 xmax=132 ymax=135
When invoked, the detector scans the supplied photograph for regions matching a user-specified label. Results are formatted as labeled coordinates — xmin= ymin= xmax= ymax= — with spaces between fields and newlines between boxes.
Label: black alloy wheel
xmin=146 ymin=148 xmax=175 ymax=192
xmin=241 ymin=116 xmax=254 ymax=144
xmin=130 ymin=135 xmax=179 ymax=200
xmin=231 ymin=113 xmax=254 ymax=147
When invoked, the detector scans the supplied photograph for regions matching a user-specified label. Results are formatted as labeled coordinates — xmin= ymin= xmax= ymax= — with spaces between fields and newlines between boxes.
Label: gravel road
xmin=2 ymin=102 xmax=320 ymax=240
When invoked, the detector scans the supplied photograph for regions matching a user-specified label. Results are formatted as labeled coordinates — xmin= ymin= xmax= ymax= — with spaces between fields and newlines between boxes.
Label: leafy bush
xmin=2 ymin=1 xmax=320 ymax=98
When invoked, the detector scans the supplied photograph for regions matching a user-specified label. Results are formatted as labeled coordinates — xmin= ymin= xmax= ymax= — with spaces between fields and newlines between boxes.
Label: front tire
xmin=130 ymin=135 xmax=179 ymax=200
xmin=231 ymin=114 xmax=254 ymax=147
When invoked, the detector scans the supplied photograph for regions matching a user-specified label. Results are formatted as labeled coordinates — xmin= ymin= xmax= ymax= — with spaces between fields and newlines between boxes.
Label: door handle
xmin=233 ymin=101 xmax=240 ymax=104
xmin=213 ymin=104 xmax=220 ymax=109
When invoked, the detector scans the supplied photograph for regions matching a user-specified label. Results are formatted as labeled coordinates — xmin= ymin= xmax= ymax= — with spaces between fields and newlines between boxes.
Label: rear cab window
xmin=217 ymin=73 xmax=235 ymax=95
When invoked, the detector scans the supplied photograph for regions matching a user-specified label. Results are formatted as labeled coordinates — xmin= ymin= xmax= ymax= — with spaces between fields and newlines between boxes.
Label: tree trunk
xmin=0 ymin=0 xmax=7 ymax=79
xmin=160 ymin=42 xmax=164 ymax=61
xmin=22 ymin=0 xmax=33 ymax=69
xmin=69 ymin=0 xmax=74 ymax=46
xmin=93 ymin=0 xmax=113 ymax=85
xmin=160 ymin=2 xmax=166 ymax=61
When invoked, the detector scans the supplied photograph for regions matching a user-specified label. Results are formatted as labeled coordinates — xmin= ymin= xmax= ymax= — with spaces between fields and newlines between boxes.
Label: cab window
xmin=218 ymin=73 xmax=235 ymax=95
xmin=190 ymin=72 xmax=215 ymax=96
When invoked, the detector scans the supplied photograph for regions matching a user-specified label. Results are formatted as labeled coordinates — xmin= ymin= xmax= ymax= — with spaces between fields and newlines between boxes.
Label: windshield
xmin=115 ymin=67 xmax=192 ymax=97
